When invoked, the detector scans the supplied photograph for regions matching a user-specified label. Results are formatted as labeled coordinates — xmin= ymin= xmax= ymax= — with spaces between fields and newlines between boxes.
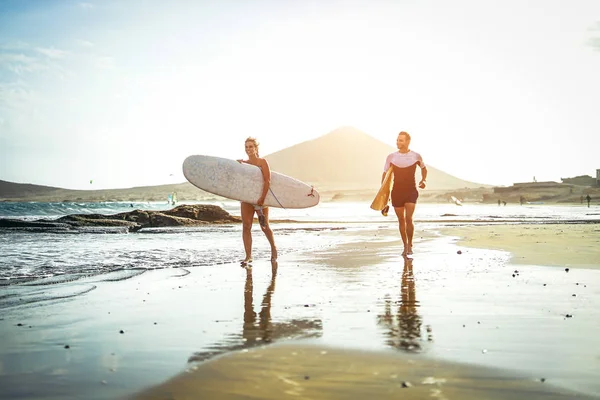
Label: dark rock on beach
xmin=0 ymin=219 xmax=72 ymax=229
xmin=0 ymin=204 xmax=240 ymax=232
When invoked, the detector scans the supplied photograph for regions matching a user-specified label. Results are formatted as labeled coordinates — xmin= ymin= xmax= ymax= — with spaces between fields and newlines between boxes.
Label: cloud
xmin=35 ymin=47 xmax=69 ymax=59
xmin=0 ymin=81 xmax=38 ymax=111
xmin=0 ymin=52 xmax=47 ymax=74
xmin=76 ymin=39 xmax=94 ymax=48
xmin=79 ymin=2 xmax=94 ymax=9
xmin=0 ymin=41 xmax=32 ymax=51
xmin=589 ymin=21 xmax=600 ymax=52
xmin=94 ymin=56 xmax=116 ymax=69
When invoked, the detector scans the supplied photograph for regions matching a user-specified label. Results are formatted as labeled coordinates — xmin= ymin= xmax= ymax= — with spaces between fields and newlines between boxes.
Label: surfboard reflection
xmin=377 ymin=257 xmax=433 ymax=352
xmin=188 ymin=262 xmax=322 ymax=363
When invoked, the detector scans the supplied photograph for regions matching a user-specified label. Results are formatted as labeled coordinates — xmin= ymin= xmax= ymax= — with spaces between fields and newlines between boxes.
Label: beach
xmin=1 ymin=204 xmax=599 ymax=399
xmin=440 ymin=223 xmax=600 ymax=269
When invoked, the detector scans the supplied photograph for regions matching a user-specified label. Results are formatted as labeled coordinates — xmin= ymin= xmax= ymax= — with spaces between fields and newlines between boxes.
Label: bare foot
xmin=240 ymin=257 xmax=252 ymax=266
xmin=271 ymin=248 xmax=278 ymax=262
xmin=406 ymin=246 xmax=413 ymax=255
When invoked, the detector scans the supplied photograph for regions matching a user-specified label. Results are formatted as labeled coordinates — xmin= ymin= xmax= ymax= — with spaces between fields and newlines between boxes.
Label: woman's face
xmin=245 ymin=141 xmax=257 ymax=157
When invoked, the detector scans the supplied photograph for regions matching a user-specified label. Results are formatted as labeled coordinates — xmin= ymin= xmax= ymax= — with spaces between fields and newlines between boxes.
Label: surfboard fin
xmin=381 ymin=205 xmax=390 ymax=216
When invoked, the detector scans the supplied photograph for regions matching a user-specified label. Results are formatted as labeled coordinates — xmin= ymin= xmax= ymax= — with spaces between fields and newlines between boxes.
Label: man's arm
xmin=419 ymin=166 xmax=428 ymax=189
xmin=382 ymin=154 xmax=392 ymax=184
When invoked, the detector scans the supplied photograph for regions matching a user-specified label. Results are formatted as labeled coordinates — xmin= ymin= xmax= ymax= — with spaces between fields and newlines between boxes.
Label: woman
xmin=237 ymin=137 xmax=277 ymax=265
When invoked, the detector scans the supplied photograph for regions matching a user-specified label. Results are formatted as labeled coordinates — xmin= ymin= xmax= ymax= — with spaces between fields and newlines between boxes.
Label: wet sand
xmin=440 ymin=223 xmax=600 ymax=269
xmin=134 ymin=342 xmax=594 ymax=400
xmin=1 ymin=223 xmax=599 ymax=399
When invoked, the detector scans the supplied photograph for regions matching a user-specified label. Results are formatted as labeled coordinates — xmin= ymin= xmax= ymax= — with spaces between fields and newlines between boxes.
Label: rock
xmin=0 ymin=204 xmax=241 ymax=232
xmin=0 ymin=219 xmax=71 ymax=229
xmin=57 ymin=214 xmax=140 ymax=228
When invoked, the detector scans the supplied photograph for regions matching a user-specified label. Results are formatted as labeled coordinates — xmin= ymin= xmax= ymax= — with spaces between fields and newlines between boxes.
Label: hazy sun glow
xmin=1 ymin=0 xmax=599 ymax=189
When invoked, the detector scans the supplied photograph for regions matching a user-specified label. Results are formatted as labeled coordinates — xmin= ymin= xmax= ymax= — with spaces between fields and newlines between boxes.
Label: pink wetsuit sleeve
xmin=383 ymin=154 xmax=392 ymax=172
xmin=417 ymin=153 xmax=426 ymax=169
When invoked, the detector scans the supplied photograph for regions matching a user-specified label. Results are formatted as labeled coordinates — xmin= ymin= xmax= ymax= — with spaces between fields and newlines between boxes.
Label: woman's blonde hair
xmin=245 ymin=137 xmax=260 ymax=156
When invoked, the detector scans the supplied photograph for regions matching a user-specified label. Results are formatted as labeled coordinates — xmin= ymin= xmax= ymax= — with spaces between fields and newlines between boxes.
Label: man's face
xmin=396 ymin=135 xmax=409 ymax=151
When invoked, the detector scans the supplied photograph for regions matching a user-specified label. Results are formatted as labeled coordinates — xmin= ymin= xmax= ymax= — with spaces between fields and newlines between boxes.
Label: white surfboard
xmin=183 ymin=155 xmax=320 ymax=209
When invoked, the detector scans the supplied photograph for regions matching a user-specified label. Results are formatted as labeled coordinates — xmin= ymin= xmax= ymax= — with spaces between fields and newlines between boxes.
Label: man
xmin=383 ymin=131 xmax=427 ymax=256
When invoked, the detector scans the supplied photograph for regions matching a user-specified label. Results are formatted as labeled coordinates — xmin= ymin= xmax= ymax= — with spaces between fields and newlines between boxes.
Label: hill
xmin=264 ymin=127 xmax=488 ymax=191
xmin=0 ymin=180 xmax=211 ymax=203
xmin=1 ymin=127 xmax=491 ymax=203
xmin=0 ymin=180 xmax=63 ymax=198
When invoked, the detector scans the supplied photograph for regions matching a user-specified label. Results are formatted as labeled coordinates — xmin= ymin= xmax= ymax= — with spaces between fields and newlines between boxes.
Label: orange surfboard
xmin=370 ymin=167 xmax=393 ymax=211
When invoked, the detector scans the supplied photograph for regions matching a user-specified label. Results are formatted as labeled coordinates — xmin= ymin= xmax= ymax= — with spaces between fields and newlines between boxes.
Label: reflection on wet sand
xmin=188 ymin=261 xmax=322 ymax=363
xmin=243 ymin=262 xmax=277 ymax=345
xmin=377 ymin=256 xmax=432 ymax=352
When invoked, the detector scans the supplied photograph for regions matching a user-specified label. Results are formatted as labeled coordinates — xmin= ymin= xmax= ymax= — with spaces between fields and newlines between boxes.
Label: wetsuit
xmin=383 ymin=151 xmax=426 ymax=207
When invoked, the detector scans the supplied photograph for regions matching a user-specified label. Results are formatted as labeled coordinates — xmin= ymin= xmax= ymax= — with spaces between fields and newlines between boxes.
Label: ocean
xmin=0 ymin=200 xmax=597 ymax=287
xmin=2 ymin=200 xmax=600 ymax=399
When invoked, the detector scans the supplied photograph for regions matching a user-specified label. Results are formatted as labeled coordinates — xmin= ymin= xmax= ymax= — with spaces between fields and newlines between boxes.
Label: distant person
xmin=498 ymin=199 xmax=501 ymax=206
xmin=382 ymin=131 xmax=427 ymax=256
xmin=520 ymin=196 xmax=525 ymax=206
xmin=237 ymin=137 xmax=277 ymax=265
xmin=586 ymin=194 xmax=591 ymax=208
xmin=503 ymin=201 xmax=507 ymax=206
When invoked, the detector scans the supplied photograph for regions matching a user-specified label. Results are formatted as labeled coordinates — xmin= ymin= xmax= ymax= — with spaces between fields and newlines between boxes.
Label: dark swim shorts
xmin=391 ymin=189 xmax=419 ymax=207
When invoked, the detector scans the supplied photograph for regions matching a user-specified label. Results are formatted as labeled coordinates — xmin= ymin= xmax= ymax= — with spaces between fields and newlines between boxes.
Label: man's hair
xmin=398 ymin=131 xmax=411 ymax=141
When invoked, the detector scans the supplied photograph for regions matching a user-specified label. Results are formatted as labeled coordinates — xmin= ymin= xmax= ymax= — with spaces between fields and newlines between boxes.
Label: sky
xmin=1 ymin=0 xmax=599 ymax=190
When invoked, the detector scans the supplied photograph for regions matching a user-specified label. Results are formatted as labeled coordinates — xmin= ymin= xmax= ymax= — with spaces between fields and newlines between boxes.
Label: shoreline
xmin=1 ymin=221 xmax=599 ymax=399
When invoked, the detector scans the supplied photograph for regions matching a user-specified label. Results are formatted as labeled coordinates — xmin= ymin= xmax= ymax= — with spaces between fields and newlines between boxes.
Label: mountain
xmin=1 ymin=127 xmax=490 ymax=202
xmin=265 ymin=126 xmax=488 ymax=191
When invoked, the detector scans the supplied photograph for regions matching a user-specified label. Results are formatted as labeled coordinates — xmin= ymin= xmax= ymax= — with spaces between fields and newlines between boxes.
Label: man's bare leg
xmin=394 ymin=206 xmax=408 ymax=255
xmin=404 ymin=203 xmax=417 ymax=255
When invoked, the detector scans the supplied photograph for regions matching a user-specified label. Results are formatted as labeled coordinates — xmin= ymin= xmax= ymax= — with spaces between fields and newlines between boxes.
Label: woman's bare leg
xmin=241 ymin=202 xmax=254 ymax=262
xmin=259 ymin=207 xmax=277 ymax=261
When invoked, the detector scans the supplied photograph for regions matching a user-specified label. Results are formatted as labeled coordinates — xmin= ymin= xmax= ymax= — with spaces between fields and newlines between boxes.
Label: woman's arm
xmin=257 ymin=159 xmax=271 ymax=205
